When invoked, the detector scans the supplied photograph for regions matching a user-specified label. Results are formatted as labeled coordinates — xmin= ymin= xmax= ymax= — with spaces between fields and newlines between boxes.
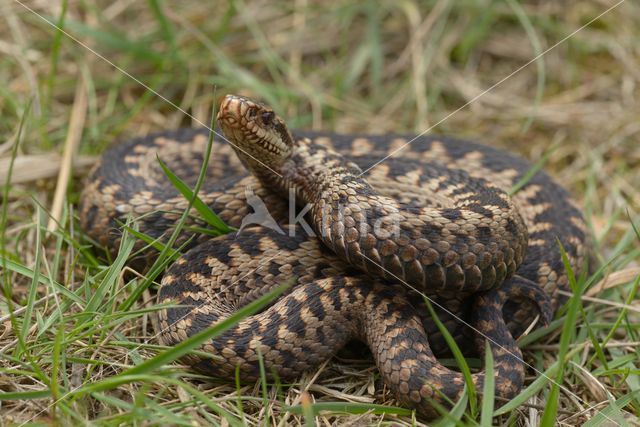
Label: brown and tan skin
xmin=79 ymin=95 xmax=588 ymax=418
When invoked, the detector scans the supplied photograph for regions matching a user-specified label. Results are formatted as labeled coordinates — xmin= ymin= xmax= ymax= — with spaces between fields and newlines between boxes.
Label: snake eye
xmin=261 ymin=111 xmax=274 ymax=126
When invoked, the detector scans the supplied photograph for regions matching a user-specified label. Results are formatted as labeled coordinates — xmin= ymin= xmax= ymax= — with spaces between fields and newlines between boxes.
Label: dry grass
xmin=1 ymin=0 xmax=639 ymax=425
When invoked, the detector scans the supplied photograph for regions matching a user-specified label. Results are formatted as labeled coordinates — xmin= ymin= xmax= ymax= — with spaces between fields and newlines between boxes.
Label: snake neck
xmin=260 ymin=138 xmax=529 ymax=296
xmin=280 ymin=139 xmax=364 ymax=203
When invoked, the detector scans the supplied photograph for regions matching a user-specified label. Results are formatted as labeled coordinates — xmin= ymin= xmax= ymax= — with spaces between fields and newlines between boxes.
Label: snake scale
xmin=79 ymin=95 xmax=588 ymax=418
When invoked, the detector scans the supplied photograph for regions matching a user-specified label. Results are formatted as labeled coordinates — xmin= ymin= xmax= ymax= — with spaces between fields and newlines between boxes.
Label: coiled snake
xmin=79 ymin=95 xmax=588 ymax=418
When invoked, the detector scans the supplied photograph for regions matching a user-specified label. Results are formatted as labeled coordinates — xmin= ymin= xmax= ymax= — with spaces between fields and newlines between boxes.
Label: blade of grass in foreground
xmin=17 ymin=206 xmax=44 ymax=355
xmin=494 ymin=366 xmax=558 ymax=417
xmin=0 ymin=390 xmax=53 ymax=400
xmin=431 ymin=392 xmax=468 ymax=427
xmin=120 ymin=223 xmax=181 ymax=260
xmin=301 ymin=392 xmax=316 ymax=427
xmin=598 ymin=274 xmax=640 ymax=352
xmin=1 ymin=100 xmax=32 ymax=303
xmin=493 ymin=345 xmax=572 ymax=416
xmin=256 ymin=346 xmax=272 ymax=426
xmin=423 ymin=297 xmax=477 ymax=417
xmin=0 ymin=258 xmax=81 ymax=304
xmin=157 ymin=155 xmax=234 ymax=235
xmin=480 ymin=342 xmax=495 ymax=426
xmin=540 ymin=241 xmax=584 ymax=426
xmin=84 ymin=221 xmax=135 ymax=314
xmin=285 ymin=402 xmax=411 ymax=417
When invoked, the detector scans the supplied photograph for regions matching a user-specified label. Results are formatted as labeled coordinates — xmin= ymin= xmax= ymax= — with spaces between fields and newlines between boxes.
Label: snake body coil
xmin=80 ymin=95 xmax=588 ymax=418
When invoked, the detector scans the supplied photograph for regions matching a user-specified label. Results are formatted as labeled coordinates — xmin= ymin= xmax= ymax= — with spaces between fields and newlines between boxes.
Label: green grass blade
xmin=494 ymin=341 xmax=586 ymax=417
xmin=147 ymin=0 xmax=178 ymax=58
xmin=599 ymin=274 xmax=640 ymax=350
xmin=480 ymin=342 xmax=494 ymax=426
xmin=156 ymin=155 xmax=233 ymax=234
xmin=540 ymin=241 xmax=584 ymax=426
xmin=0 ymin=390 xmax=53 ymax=400
xmin=451 ymin=2 xmax=495 ymax=63
xmin=301 ymin=392 xmax=316 ymax=427
xmin=505 ymin=0 xmax=545 ymax=133
xmin=1 ymin=99 xmax=32 ymax=303
xmin=423 ymin=297 xmax=477 ymax=416
xmin=365 ymin=1 xmax=383 ymax=90
xmin=140 ymin=397 xmax=196 ymax=426
xmin=509 ymin=143 xmax=558 ymax=196
xmin=495 ymin=366 xmax=550 ymax=416
xmin=120 ymin=223 xmax=181 ymax=259
xmin=580 ymin=304 xmax=609 ymax=370
xmin=256 ymin=346 xmax=271 ymax=427
xmin=629 ymin=213 xmax=640 ymax=241
xmin=431 ymin=391 xmax=469 ymax=427
xmin=85 ymin=223 xmax=135 ymax=313
xmin=285 ymin=402 xmax=412 ymax=416
xmin=582 ymin=390 xmax=640 ymax=427
xmin=0 ymin=257 xmax=81 ymax=305
xmin=50 ymin=323 xmax=65 ymax=402
xmin=234 ymin=365 xmax=246 ymax=422
xmin=90 ymin=392 xmax=134 ymax=411
xmin=45 ymin=0 xmax=68 ymax=104
xmin=17 ymin=206 xmax=43 ymax=354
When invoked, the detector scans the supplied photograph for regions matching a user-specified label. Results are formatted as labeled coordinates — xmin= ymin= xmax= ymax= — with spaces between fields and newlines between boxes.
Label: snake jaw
xmin=218 ymin=95 xmax=294 ymax=172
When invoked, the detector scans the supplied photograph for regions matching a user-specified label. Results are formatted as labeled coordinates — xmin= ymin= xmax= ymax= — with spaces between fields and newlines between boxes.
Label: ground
xmin=1 ymin=0 xmax=639 ymax=425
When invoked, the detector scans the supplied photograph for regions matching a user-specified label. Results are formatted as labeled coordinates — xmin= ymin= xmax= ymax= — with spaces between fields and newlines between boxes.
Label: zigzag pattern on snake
xmin=79 ymin=95 xmax=588 ymax=418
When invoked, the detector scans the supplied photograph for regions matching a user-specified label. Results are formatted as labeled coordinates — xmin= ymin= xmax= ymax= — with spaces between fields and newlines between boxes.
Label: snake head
xmin=217 ymin=95 xmax=294 ymax=173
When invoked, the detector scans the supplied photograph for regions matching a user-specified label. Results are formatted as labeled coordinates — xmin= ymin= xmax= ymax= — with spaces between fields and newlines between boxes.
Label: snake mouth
xmin=217 ymin=95 xmax=294 ymax=166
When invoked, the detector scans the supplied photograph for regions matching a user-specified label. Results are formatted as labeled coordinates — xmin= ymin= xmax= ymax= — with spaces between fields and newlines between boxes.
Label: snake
xmin=79 ymin=95 xmax=588 ymax=418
